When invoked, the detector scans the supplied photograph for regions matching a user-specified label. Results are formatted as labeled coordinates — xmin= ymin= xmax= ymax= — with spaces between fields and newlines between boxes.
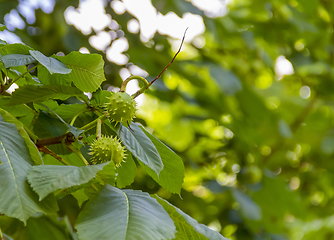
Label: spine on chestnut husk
xmin=89 ymin=136 xmax=125 ymax=166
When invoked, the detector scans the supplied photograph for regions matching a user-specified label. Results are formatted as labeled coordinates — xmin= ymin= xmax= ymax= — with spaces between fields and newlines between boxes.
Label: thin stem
xmin=38 ymin=146 xmax=70 ymax=165
xmin=70 ymin=109 xmax=89 ymax=126
xmin=120 ymin=75 xmax=149 ymax=93
xmin=91 ymin=184 xmax=99 ymax=192
xmin=79 ymin=96 xmax=91 ymax=107
xmin=80 ymin=114 xmax=108 ymax=132
xmin=67 ymin=144 xmax=90 ymax=166
xmin=132 ymin=28 xmax=188 ymax=99
xmin=96 ymin=118 xmax=102 ymax=139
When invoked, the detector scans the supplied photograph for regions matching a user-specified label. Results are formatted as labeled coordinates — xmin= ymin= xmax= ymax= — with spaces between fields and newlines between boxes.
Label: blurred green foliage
xmin=1 ymin=0 xmax=334 ymax=239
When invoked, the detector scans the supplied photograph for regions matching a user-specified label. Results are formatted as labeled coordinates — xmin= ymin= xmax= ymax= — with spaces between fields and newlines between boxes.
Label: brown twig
xmin=37 ymin=146 xmax=70 ymax=165
xmin=149 ymin=28 xmax=188 ymax=86
xmin=36 ymin=132 xmax=78 ymax=146
xmin=132 ymin=28 xmax=188 ymax=99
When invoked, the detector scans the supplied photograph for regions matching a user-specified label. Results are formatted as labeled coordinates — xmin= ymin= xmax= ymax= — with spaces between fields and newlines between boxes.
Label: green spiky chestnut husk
xmin=89 ymin=136 xmax=125 ymax=166
xmin=105 ymin=91 xmax=136 ymax=124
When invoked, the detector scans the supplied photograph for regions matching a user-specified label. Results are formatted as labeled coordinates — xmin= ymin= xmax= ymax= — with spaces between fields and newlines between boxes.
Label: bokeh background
xmin=1 ymin=0 xmax=334 ymax=239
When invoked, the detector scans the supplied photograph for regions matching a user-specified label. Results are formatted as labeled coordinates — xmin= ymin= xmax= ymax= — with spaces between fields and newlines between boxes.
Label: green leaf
xmin=6 ymin=65 xmax=35 ymax=85
xmin=0 ymin=23 xmax=6 ymax=31
xmin=34 ymin=102 xmax=84 ymax=138
xmin=95 ymin=161 xmax=116 ymax=186
xmin=56 ymin=51 xmax=106 ymax=92
xmin=0 ymin=43 xmax=33 ymax=55
xmin=91 ymin=89 xmax=112 ymax=106
xmin=116 ymin=151 xmax=137 ymax=188
xmin=9 ymin=85 xmax=83 ymax=105
xmin=0 ymin=108 xmax=42 ymax=165
xmin=29 ymin=50 xmax=71 ymax=75
xmin=72 ymin=188 xmax=89 ymax=207
xmin=0 ymin=115 xmax=58 ymax=223
xmin=118 ymin=123 xmax=163 ymax=175
xmin=54 ymin=103 xmax=87 ymax=120
xmin=155 ymin=196 xmax=229 ymax=240
xmin=33 ymin=111 xmax=68 ymax=138
xmin=67 ymin=125 xmax=84 ymax=139
xmin=27 ymin=162 xmax=109 ymax=200
xmin=75 ymin=184 xmax=176 ymax=240
xmin=232 ymin=189 xmax=262 ymax=221
xmin=37 ymin=65 xmax=72 ymax=86
xmin=19 ymin=216 xmax=73 ymax=240
xmin=140 ymin=125 xmax=184 ymax=195
xmin=0 ymin=97 xmax=36 ymax=117
xmin=1 ymin=54 xmax=36 ymax=68
xmin=209 ymin=65 xmax=242 ymax=96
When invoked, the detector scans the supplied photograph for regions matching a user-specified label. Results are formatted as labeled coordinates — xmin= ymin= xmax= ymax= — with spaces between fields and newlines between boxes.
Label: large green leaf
xmin=29 ymin=50 xmax=71 ymax=75
xmin=1 ymin=54 xmax=36 ymax=68
xmin=37 ymin=65 xmax=72 ymax=86
xmin=0 ymin=108 xmax=42 ymax=165
xmin=140 ymin=125 xmax=184 ymax=195
xmin=75 ymin=184 xmax=176 ymax=240
xmin=155 ymin=196 xmax=229 ymax=240
xmin=9 ymin=85 xmax=83 ymax=105
xmin=27 ymin=162 xmax=109 ymax=200
xmin=56 ymin=52 xmax=106 ymax=92
xmin=118 ymin=123 xmax=163 ymax=176
xmin=0 ymin=115 xmax=58 ymax=223
xmin=116 ymin=151 xmax=137 ymax=188
xmin=0 ymin=43 xmax=33 ymax=55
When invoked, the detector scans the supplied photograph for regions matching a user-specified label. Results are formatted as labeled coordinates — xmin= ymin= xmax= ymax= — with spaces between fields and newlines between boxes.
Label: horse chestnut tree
xmin=0 ymin=24 xmax=228 ymax=240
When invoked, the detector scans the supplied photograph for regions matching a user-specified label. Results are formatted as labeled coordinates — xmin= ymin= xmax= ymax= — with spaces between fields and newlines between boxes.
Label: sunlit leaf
xmin=76 ymin=184 xmax=176 ymax=240
xmin=56 ymin=52 xmax=105 ymax=92
xmin=9 ymin=85 xmax=83 ymax=105
xmin=0 ymin=43 xmax=33 ymax=55
xmin=29 ymin=50 xmax=71 ymax=75
xmin=37 ymin=64 xmax=72 ymax=86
